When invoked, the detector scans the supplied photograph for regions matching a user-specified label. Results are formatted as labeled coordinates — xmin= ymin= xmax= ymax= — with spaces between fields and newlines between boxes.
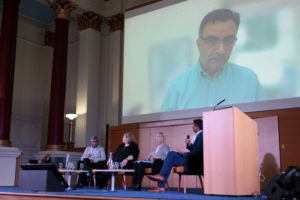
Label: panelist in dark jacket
xmin=111 ymin=132 xmax=140 ymax=169
xmin=147 ymin=119 xmax=203 ymax=192
xmin=97 ymin=132 xmax=140 ymax=188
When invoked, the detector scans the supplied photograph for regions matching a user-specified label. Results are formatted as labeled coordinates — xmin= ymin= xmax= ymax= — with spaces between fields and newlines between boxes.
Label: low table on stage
xmin=58 ymin=169 xmax=134 ymax=191
xmin=92 ymin=169 xmax=134 ymax=192
xmin=58 ymin=169 xmax=88 ymax=190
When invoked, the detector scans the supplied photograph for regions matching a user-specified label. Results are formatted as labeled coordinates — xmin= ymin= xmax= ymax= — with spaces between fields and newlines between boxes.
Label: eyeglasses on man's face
xmin=200 ymin=35 xmax=237 ymax=47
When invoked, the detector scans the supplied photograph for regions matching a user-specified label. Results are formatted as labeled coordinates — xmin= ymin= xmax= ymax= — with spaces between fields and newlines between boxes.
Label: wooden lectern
xmin=203 ymin=107 xmax=260 ymax=195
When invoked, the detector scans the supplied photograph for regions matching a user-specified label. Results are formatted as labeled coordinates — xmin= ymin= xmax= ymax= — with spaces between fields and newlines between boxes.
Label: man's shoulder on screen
xmin=160 ymin=61 xmax=260 ymax=112
xmin=167 ymin=61 xmax=259 ymax=89
xmin=227 ymin=62 xmax=257 ymax=76
xmin=225 ymin=62 xmax=259 ymax=84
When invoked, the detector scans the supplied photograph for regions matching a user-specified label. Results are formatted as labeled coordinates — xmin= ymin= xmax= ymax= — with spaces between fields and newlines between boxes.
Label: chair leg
xmin=122 ymin=175 xmax=127 ymax=190
xmin=93 ymin=175 xmax=96 ymax=189
xmin=166 ymin=181 xmax=170 ymax=191
xmin=107 ymin=178 xmax=111 ymax=190
xmin=76 ymin=174 xmax=79 ymax=185
xmin=199 ymin=175 xmax=204 ymax=190
xmin=178 ymin=174 xmax=181 ymax=192
xmin=183 ymin=175 xmax=187 ymax=194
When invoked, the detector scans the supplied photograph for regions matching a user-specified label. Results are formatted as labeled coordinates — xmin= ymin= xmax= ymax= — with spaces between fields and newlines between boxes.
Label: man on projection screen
xmin=161 ymin=9 xmax=260 ymax=112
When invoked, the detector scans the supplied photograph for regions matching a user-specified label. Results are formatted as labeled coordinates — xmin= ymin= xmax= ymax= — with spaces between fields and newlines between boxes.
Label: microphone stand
xmin=213 ymin=99 xmax=226 ymax=110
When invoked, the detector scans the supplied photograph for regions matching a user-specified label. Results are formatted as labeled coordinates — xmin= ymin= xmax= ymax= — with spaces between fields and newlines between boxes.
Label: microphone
xmin=186 ymin=135 xmax=190 ymax=148
xmin=213 ymin=99 xmax=225 ymax=110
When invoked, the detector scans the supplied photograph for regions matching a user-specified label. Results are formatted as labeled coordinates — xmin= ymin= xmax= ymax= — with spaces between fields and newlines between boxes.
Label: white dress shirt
xmin=81 ymin=145 xmax=106 ymax=163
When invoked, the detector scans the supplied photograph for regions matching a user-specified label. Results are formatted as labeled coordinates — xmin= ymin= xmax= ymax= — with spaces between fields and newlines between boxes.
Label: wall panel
xmin=109 ymin=107 xmax=300 ymax=189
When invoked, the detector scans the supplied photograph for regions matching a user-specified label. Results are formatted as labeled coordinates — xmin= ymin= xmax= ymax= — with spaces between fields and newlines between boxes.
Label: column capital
xmin=77 ymin=11 xmax=104 ymax=31
xmin=46 ymin=144 xmax=65 ymax=151
xmin=0 ymin=139 xmax=11 ymax=147
xmin=49 ymin=0 xmax=78 ymax=20
xmin=106 ymin=13 xmax=124 ymax=32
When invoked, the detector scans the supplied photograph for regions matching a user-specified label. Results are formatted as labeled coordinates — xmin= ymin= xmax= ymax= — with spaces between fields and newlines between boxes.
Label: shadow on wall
xmin=261 ymin=153 xmax=281 ymax=189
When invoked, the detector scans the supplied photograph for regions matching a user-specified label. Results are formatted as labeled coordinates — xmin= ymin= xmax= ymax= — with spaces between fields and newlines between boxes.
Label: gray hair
xmin=156 ymin=132 xmax=166 ymax=142
xmin=90 ymin=136 xmax=99 ymax=141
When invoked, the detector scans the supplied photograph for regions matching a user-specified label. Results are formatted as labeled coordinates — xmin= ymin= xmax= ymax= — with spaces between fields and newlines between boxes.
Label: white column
xmin=0 ymin=147 xmax=22 ymax=186
xmin=105 ymin=30 xmax=122 ymax=126
xmin=75 ymin=13 xmax=124 ymax=148
xmin=96 ymin=25 xmax=122 ymax=149
xmin=75 ymin=28 xmax=102 ymax=147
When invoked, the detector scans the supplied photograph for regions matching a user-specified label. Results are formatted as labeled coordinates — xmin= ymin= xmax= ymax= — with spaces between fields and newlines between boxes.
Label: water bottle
xmin=108 ymin=152 xmax=113 ymax=169
xmin=65 ymin=154 xmax=70 ymax=170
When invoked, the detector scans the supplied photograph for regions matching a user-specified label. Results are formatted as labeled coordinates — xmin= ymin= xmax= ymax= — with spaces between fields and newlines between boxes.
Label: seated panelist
xmin=147 ymin=119 xmax=203 ymax=192
xmin=97 ymin=132 xmax=140 ymax=189
xmin=129 ymin=132 xmax=170 ymax=191
xmin=77 ymin=136 xmax=106 ymax=188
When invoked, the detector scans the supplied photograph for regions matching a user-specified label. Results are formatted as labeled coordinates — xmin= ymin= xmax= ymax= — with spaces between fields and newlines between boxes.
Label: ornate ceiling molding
xmin=77 ymin=11 xmax=104 ymax=31
xmin=35 ymin=0 xmax=161 ymax=22
xmin=66 ymin=0 xmax=156 ymax=17
xmin=125 ymin=0 xmax=162 ymax=12
xmin=0 ymin=140 xmax=11 ymax=147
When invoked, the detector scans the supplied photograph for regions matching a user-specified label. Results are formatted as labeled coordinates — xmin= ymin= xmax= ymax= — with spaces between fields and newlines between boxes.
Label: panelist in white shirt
xmin=77 ymin=136 xmax=106 ymax=188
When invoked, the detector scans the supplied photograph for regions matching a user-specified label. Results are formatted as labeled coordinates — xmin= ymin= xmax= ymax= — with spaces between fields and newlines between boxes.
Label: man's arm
xmin=92 ymin=147 xmax=106 ymax=163
xmin=183 ymin=132 xmax=203 ymax=159
xmin=186 ymin=137 xmax=193 ymax=151
xmin=81 ymin=147 xmax=89 ymax=161
xmin=177 ymin=137 xmax=192 ymax=156
xmin=99 ymin=147 xmax=106 ymax=161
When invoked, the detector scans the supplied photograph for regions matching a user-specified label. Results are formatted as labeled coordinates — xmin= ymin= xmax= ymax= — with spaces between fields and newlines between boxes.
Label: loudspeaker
xmin=294 ymin=171 xmax=300 ymax=193
xmin=265 ymin=174 xmax=284 ymax=200
xmin=278 ymin=166 xmax=299 ymax=190
xmin=19 ymin=170 xmax=65 ymax=192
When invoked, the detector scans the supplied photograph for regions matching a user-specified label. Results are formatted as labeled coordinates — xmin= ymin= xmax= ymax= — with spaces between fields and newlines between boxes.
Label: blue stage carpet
xmin=0 ymin=186 xmax=265 ymax=200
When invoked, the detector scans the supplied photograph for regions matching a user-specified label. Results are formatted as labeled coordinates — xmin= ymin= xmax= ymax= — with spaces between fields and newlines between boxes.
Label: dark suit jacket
xmin=183 ymin=130 xmax=203 ymax=159
xmin=183 ymin=130 xmax=203 ymax=174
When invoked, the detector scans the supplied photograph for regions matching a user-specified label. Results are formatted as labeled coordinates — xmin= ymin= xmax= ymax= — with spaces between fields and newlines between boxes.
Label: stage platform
xmin=0 ymin=186 xmax=264 ymax=200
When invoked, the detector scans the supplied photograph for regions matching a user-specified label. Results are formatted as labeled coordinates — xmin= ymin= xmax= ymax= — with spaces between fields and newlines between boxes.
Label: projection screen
xmin=122 ymin=0 xmax=300 ymax=124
